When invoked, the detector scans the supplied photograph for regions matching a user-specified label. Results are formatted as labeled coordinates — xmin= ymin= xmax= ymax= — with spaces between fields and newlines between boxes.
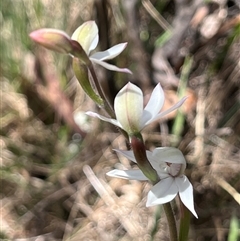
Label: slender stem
xmin=178 ymin=202 xmax=190 ymax=241
xmin=150 ymin=205 xmax=162 ymax=241
xmin=163 ymin=202 xmax=178 ymax=241
xmin=88 ymin=63 xmax=115 ymax=118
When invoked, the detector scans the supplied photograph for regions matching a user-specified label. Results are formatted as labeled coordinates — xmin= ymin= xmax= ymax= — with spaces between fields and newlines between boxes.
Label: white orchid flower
xmin=71 ymin=21 xmax=132 ymax=74
xmin=86 ymin=82 xmax=187 ymax=135
xmin=107 ymin=147 xmax=198 ymax=218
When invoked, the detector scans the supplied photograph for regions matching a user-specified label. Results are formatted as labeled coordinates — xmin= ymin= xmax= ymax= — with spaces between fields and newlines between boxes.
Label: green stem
xmin=150 ymin=205 xmax=162 ymax=241
xmin=178 ymin=202 xmax=191 ymax=241
xmin=88 ymin=63 xmax=115 ymax=118
xmin=172 ymin=56 xmax=192 ymax=146
xmin=163 ymin=202 xmax=178 ymax=241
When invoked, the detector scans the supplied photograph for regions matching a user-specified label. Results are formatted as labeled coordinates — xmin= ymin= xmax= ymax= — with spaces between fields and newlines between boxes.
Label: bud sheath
xmin=130 ymin=135 xmax=159 ymax=183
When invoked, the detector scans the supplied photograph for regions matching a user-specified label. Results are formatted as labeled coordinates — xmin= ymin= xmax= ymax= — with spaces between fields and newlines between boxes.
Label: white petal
xmin=71 ymin=21 xmax=99 ymax=54
xmin=176 ymin=176 xmax=198 ymax=218
xmin=107 ymin=169 xmax=148 ymax=180
xmin=90 ymin=43 xmax=128 ymax=61
xmin=91 ymin=58 xmax=132 ymax=74
xmin=85 ymin=111 xmax=122 ymax=128
xmin=114 ymin=82 xmax=143 ymax=133
xmin=114 ymin=149 xmax=153 ymax=164
xmin=140 ymin=84 xmax=165 ymax=129
xmin=89 ymin=34 xmax=99 ymax=53
xmin=146 ymin=177 xmax=178 ymax=207
xmin=152 ymin=147 xmax=186 ymax=167
xmin=145 ymin=96 xmax=187 ymax=125
xmin=114 ymin=149 xmax=137 ymax=163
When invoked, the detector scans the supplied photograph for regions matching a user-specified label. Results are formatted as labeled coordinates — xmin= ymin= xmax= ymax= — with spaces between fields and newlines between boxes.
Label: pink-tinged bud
xmin=29 ymin=28 xmax=73 ymax=54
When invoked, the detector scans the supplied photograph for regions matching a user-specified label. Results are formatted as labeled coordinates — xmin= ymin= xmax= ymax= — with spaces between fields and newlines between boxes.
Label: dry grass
xmin=1 ymin=0 xmax=240 ymax=240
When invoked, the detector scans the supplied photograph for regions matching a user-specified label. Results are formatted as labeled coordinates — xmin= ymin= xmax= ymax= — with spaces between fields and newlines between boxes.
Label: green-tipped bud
xmin=29 ymin=28 xmax=73 ymax=54
xmin=130 ymin=134 xmax=159 ymax=183
xmin=72 ymin=57 xmax=104 ymax=106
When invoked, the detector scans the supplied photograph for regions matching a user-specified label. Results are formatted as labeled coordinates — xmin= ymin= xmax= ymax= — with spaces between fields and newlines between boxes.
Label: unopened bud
xmin=29 ymin=28 xmax=73 ymax=54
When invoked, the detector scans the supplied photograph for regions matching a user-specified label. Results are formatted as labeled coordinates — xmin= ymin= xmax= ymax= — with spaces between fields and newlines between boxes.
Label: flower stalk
xmin=163 ymin=202 xmax=178 ymax=241
xmin=178 ymin=201 xmax=191 ymax=241
xmin=87 ymin=63 xmax=115 ymax=118
xmin=130 ymin=135 xmax=159 ymax=183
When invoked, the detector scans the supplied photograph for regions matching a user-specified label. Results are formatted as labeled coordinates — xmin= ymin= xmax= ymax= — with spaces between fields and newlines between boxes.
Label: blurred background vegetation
xmin=1 ymin=0 xmax=240 ymax=240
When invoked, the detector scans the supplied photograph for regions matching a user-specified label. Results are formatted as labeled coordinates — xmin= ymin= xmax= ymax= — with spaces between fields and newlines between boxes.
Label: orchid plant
xmin=29 ymin=20 xmax=197 ymax=241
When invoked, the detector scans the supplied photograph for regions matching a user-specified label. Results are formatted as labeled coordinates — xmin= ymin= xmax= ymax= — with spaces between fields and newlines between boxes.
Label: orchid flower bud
xmin=29 ymin=29 xmax=73 ymax=54
xmin=29 ymin=28 xmax=92 ymax=65
xmin=30 ymin=21 xmax=131 ymax=73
